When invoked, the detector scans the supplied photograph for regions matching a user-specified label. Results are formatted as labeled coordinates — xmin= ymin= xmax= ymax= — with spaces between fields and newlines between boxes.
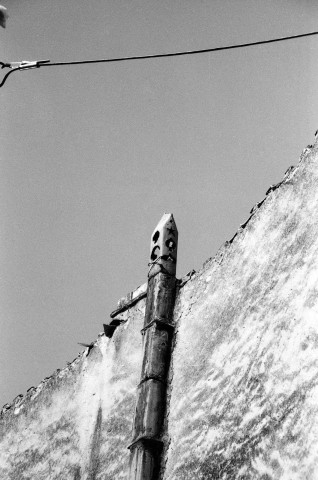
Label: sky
xmin=1 ymin=0 xmax=318 ymax=407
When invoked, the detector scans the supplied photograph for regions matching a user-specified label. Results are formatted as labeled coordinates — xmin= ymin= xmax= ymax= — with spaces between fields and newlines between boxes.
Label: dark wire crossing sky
xmin=2 ymin=29 xmax=318 ymax=88
xmin=1 ymin=0 xmax=318 ymax=408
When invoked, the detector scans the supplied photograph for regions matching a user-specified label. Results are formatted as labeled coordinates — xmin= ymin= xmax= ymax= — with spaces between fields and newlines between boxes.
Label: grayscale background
xmin=1 ymin=0 xmax=318 ymax=406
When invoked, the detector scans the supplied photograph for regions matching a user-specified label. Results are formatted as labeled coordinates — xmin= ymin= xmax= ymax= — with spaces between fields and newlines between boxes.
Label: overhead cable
xmin=1 ymin=30 xmax=318 ymax=88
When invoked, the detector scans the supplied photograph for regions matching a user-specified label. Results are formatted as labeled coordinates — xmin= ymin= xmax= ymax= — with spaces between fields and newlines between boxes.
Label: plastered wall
xmin=2 ymin=141 xmax=318 ymax=479
xmin=163 ymin=142 xmax=318 ymax=479
xmin=0 ymin=298 xmax=146 ymax=480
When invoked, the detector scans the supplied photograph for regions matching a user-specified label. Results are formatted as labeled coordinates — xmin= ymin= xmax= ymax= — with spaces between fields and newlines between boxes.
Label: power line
xmin=43 ymin=30 xmax=318 ymax=66
xmin=1 ymin=30 xmax=318 ymax=87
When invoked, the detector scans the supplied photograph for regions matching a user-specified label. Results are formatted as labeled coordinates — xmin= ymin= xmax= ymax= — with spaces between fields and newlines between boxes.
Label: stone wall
xmin=0 ymin=296 xmax=146 ymax=480
xmin=163 ymin=141 xmax=318 ymax=479
xmin=2 ymin=140 xmax=318 ymax=479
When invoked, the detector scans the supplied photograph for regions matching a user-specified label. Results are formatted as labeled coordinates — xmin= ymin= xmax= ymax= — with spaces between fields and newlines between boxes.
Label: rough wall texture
xmin=163 ymin=142 xmax=318 ymax=479
xmin=2 ymin=140 xmax=318 ymax=480
xmin=0 ymin=298 xmax=146 ymax=480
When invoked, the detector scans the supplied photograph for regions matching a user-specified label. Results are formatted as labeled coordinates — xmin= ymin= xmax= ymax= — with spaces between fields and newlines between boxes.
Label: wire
xmin=1 ymin=30 xmax=318 ymax=87
xmin=42 ymin=30 xmax=318 ymax=68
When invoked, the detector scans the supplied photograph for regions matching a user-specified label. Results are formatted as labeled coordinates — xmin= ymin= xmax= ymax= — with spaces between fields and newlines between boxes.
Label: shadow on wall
xmin=87 ymin=405 xmax=103 ymax=480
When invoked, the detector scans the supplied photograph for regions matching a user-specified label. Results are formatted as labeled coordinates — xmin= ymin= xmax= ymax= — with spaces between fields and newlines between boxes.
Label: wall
xmin=2 ymin=141 xmax=318 ymax=479
xmin=163 ymin=142 xmax=318 ymax=479
xmin=0 ymin=296 xmax=146 ymax=480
